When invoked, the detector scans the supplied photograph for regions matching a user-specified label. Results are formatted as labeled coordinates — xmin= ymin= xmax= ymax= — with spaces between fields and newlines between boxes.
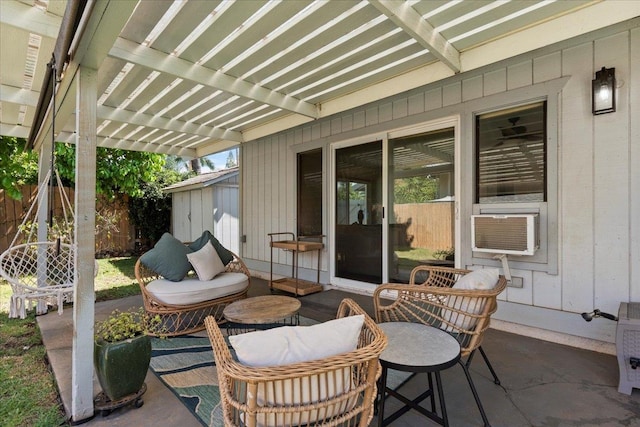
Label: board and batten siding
xmin=241 ymin=18 xmax=640 ymax=344
xmin=171 ymin=175 xmax=239 ymax=253
xmin=214 ymin=183 xmax=240 ymax=255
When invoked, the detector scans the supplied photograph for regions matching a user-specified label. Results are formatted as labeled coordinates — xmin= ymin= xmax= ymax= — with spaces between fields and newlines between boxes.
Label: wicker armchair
xmin=407 ymin=265 xmax=507 ymax=382
xmin=205 ymin=298 xmax=387 ymax=427
xmin=374 ymin=265 xmax=507 ymax=426
xmin=134 ymin=250 xmax=250 ymax=337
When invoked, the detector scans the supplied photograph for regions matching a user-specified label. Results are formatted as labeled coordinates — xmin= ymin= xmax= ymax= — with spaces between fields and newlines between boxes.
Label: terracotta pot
xmin=94 ymin=334 xmax=151 ymax=401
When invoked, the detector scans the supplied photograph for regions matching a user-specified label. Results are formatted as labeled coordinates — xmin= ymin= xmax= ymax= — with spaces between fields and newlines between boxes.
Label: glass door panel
xmin=388 ymin=128 xmax=455 ymax=283
xmin=335 ymin=141 xmax=382 ymax=283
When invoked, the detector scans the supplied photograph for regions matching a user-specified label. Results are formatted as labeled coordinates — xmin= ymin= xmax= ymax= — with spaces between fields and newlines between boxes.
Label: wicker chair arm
xmin=409 ymin=265 xmax=472 ymax=287
xmin=205 ymin=299 xmax=386 ymax=427
xmin=224 ymin=250 xmax=251 ymax=278
xmin=374 ymin=279 xmax=506 ymax=356
xmin=205 ymin=299 xmax=386 ymax=382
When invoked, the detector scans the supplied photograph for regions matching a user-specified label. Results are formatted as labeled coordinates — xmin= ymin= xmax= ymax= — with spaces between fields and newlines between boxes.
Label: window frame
xmin=293 ymin=142 xmax=326 ymax=240
xmin=474 ymin=101 xmax=548 ymax=204
xmin=464 ymin=76 xmax=568 ymax=275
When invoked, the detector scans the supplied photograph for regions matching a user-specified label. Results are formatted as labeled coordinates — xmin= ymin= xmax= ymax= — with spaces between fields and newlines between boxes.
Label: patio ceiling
xmin=1 ymin=0 xmax=639 ymax=160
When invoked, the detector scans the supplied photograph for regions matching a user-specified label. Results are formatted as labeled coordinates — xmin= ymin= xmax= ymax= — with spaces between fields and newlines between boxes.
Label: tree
xmin=1 ymin=138 xmax=167 ymax=200
xmin=225 ymin=150 xmax=237 ymax=168
xmin=190 ymin=158 xmax=201 ymax=175
xmin=0 ymin=136 xmax=38 ymax=199
xmin=50 ymin=143 xmax=166 ymax=199
xmin=168 ymin=155 xmax=214 ymax=174
xmin=393 ymin=175 xmax=439 ymax=204
xmin=128 ymin=165 xmax=187 ymax=246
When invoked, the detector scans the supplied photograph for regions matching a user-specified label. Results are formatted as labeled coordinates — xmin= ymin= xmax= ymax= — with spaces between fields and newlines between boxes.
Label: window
xmin=297 ymin=149 xmax=323 ymax=237
xmin=476 ymin=101 xmax=547 ymax=203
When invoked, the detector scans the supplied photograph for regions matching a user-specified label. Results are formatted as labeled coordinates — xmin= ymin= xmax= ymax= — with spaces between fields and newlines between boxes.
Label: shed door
xmin=213 ymin=185 xmax=239 ymax=254
xmin=172 ymin=191 xmax=191 ymax=242
xmin=189 ymin=190 xmax=203 ymax=242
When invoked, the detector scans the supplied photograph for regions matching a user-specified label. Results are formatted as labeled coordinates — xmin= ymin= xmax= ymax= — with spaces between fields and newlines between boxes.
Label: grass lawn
xmin=0 ymin=257 xmax=140 ymax=426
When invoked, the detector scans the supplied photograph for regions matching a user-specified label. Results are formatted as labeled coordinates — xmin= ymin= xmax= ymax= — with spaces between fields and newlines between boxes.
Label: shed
xmin=163 ymin=167 xmax=239 ymax=253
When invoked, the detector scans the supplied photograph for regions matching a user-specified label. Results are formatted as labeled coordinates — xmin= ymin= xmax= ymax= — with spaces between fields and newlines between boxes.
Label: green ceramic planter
xmin=94 ymin=334 xmax=151 ymax=401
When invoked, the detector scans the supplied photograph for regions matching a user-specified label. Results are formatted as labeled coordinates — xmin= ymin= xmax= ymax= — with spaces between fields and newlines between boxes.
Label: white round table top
xmin=379 ymin=322 xmax=461 ymax=371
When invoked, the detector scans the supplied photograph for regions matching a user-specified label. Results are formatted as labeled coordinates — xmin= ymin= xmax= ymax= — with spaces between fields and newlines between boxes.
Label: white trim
xmin=491 ymin=319 xmax=615 ymax=356
xmin=328 ymin=116 xmax=461 ymax=288
xmin=329 ymin=134 xmax=384 ymax=288
xmin=494 ymin=299 xmax=618 ymax=346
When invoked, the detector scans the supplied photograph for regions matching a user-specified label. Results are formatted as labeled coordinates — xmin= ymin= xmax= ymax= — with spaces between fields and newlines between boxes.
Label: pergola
xmin=2 ymin=0 xmax=640 ymax=422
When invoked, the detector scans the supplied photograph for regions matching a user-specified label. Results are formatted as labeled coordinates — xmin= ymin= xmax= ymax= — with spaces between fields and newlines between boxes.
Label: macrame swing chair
xmin=0 ymin=55 xmax=90 ymax=319
xmin=0 ymin=170 xmax=76 ymax=319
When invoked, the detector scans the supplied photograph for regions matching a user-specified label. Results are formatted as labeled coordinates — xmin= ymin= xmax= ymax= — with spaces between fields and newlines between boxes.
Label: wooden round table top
xmin=223 ymin=295 xmax=301 ymax=324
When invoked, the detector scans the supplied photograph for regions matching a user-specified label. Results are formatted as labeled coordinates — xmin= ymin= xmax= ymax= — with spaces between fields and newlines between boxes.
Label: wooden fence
xmin=0 ymin=185 xmax=135 ymax=256
xmin=1 ymin=188 xmax=454 ymax=256
xmin=393 ymin=202 xmax=454 ymax=250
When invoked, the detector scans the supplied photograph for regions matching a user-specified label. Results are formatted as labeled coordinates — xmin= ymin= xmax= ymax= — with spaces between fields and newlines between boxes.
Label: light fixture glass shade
xmin=592 ymin=67 xmax=616 ymax=115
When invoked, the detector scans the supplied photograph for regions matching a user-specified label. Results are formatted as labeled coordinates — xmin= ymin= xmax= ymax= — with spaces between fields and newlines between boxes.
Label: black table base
xmin=378 ymin=370 xmax=450 ymax=427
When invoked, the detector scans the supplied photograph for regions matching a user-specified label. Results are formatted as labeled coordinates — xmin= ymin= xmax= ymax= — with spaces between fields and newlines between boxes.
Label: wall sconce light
xmin=592 ymin=67 xmax=616 ymax=115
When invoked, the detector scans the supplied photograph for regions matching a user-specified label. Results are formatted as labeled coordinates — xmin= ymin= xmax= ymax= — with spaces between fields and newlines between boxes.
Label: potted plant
xmin=434 ymin=247 xmax=455 ymax=261
xmin=94 ymin=308 xmax=160 ymax=402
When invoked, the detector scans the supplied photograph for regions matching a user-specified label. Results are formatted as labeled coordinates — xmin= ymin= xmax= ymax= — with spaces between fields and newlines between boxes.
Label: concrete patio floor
xmin=38 ymin=278 xmax=640 ymax=426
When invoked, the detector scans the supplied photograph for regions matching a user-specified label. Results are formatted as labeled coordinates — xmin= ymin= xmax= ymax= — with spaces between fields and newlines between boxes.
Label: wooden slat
xmin=393 ymin=202 xmax=454 ymax=251
xmin=0 ymin=186 xmax=135 ymax=255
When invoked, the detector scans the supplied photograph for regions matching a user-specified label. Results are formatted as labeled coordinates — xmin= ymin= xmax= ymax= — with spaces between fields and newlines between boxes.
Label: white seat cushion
xmin=442 ymin=268 xmax=499 ymax=332
xmin=229 ymin=315 xmax=365 ymax=427
xmin=452 ymin=268 xmax=499 ymax=290
xmin=146 ymin=272 xmax=248 ymax=305
xmin=229 ymin=314 xmax=364 ymax=367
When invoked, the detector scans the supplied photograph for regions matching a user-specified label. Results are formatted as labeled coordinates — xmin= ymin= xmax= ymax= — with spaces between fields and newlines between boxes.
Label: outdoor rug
xmin=149 ymin=316 xmax=320 ymax=426
xmin=149 ymin=317 xmax=410 ymax=427
xmin=150 ymin=334 xmax=223 ymax=426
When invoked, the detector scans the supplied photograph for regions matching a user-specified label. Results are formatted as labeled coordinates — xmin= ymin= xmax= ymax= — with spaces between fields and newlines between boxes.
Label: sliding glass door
xmin=334 ymin=140 xmax=383 ymax=284
xmin=388 ymin=128 xmax=455 ymax=283
xmin=330 ymin=120 xmax=457 ymax=288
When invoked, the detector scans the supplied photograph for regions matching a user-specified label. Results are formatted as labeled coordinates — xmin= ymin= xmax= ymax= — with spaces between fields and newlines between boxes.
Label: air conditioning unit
xmin=471 ymin=214 xmax=539 ymax=256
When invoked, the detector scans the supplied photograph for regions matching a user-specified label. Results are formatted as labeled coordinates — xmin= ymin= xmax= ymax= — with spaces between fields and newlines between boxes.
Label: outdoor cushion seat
xmin=205 ymin=298 xmax=387 ymax=427
xmin=146 ymin=273 xmax=249 ymax=305
xmin=135 ymin=231 xmax=250 ymax=337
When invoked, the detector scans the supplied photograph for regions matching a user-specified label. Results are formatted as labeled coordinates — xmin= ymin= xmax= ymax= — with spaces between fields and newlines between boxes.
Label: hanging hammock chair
xmin=0 ymin=55 xmax=96 ymax=319
xmin=0 ymin=169 xmax=78 ymax=319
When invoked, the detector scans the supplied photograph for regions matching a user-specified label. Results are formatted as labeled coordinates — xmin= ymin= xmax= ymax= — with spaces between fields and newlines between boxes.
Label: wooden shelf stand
xmin=268 ymin=232 xmax=324 ymax=296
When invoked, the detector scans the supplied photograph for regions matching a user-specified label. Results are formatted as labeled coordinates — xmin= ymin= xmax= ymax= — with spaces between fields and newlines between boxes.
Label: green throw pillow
xmin=140 ymin=233 xmax=193 ymax=281
xmin=188 ymin=230 xmax=234 ymax=265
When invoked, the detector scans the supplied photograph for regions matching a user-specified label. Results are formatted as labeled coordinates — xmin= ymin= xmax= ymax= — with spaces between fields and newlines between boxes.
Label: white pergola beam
xmin=97 ymin=104 xmax=243 ymax=143
xmin=0 ymin=84 xmax=40 ymax=106
xmin=242 ymin=61 xmax=454 ymax=143
xmin=110 ymin=37 xmax=319 ymax=119
xmin=0 ymin=124 xmax=30 ymax=139
xmin=461 ymin=0 xmax=640 ymax=71
xmin=368 ymin=0 xmax=461 ymax=73
xmin=0 ymin=0 xmax=62 ymax=39
xmin=56 ymin=130 xmax=198 ymax=157
xmin=30 ymin=0 xmax=137 ymax=151
xmin=0 ymin=84 xmax=235 ymax=144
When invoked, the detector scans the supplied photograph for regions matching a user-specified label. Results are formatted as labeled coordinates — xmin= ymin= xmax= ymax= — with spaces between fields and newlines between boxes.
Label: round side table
xmin=377 ymin=322 xmax=461 ymax=427
xmin=223 ymin=295 xmax=301 ymax=333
